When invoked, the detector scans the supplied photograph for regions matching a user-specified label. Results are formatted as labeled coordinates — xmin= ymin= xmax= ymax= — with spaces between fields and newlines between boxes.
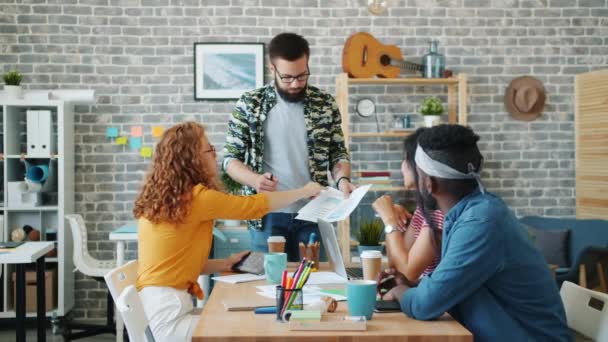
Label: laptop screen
xmin=317 ymin=219 xmax=348 ymax=280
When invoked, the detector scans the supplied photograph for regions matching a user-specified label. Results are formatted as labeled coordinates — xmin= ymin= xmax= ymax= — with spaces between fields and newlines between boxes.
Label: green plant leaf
xmin=420 ymin=96 xmax=444 ymax=116
xmin=3 ymin=70 xmax=23 ymax=86
xmin=354 ymin=218 xmax=384 ymax=246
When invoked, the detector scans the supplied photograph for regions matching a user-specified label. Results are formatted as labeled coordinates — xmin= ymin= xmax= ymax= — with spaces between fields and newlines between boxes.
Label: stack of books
xmin=355 ymin=171 xmax=392 ymax=189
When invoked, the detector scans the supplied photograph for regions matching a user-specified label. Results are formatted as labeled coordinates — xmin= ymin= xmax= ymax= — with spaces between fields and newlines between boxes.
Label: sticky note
xmin=129 ymin=137 xmax=142 ymax=149
xmin=106 ymin=127 xmax=119 ymax=138
xmin=131 ymin=126 xmax=143 ymax=137
xmin=116 ymin=136 xmax=128 ymax=145
xmin=140 ymin=147 xmax=153 ymax=158
xmin=152 ymin=126 xmax=164 ymax=138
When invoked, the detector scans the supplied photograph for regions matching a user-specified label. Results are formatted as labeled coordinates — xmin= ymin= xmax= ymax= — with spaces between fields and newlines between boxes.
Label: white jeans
xmin=139 ymin=286 xmax=200 ymax=342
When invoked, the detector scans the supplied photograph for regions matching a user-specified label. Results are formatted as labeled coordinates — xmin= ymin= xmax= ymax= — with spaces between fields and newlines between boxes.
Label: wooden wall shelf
xmin=350 ymin=131 xmax=414 ymax=138
xmin=334 ymin=72 xmax=469 ymax=265
xmin=347 ymin=77 xmax=459 ymax=85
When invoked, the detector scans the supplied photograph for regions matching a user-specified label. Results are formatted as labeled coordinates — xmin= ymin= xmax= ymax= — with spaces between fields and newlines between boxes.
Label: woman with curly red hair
xmin=134 ymin=122 xmax=321 ymax=341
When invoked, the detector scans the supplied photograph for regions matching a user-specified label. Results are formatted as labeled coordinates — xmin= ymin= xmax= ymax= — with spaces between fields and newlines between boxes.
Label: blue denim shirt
xmin=401 ymin=191 xmax=571 ymax=342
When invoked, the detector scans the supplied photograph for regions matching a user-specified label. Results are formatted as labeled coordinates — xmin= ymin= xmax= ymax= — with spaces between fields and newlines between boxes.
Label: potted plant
xmin=355 ymin=218 xmax=384 ymax=255
xmin=220 ymin=171 xmax=243 ymax=227
xmin=420 ymin=96 xmax=444 ymax=127
xmin=3 ymin=70 xmax=23 ymax=99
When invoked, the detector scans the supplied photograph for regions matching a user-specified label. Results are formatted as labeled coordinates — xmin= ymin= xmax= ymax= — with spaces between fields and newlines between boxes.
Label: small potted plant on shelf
xmin=355 ymin=218 xmax=384 ymax=255
xmin=420 ymin=96 xmax=444 ymax=127
xmin=3 ymin=70 xmax=23 ymax=99
xmin=221 ymin=171 xmax=243 ymax=227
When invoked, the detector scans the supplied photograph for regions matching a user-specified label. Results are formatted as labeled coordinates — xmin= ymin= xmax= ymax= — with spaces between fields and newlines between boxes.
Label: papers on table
xmin=296 ymin=185 xmax=371 ymax=223
xmin=302 ymin=272 xmax=347 ymax=285
xmin=212 ymin=273 xmax=266 ymax=284
xmin=256 ymin=284 xmax=346 ymax=304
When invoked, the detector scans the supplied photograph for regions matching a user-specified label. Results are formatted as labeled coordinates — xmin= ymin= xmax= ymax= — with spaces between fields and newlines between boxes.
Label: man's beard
xmin=275 ymin=76 xmax=307 ymax=102
xmin=419 ymin=181 xmax=439 ymax=211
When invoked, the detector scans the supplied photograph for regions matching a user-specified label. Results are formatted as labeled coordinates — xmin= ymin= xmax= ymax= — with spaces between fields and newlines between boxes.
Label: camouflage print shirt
xmin=222 ymin=83 xmax=350 ymax=231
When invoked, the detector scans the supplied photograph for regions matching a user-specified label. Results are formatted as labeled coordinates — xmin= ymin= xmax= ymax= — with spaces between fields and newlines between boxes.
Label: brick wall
xmin=1 ymin=0 xmax=607 ymax=319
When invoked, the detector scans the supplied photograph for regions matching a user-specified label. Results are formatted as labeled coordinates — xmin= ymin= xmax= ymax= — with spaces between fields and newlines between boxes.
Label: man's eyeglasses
xmin=203 ymin=145 xmax=216 ymax=154
xmin=273 ymin=64 xmax=310 ymax=84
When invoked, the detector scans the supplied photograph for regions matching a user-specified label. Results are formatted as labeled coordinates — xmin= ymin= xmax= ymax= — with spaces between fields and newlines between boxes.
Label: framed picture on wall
xmin=194 ymin=42 xmax=265 ymax=100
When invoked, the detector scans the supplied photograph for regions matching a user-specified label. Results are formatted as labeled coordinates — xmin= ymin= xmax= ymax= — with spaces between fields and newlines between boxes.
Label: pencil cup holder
xmin=275 ymin=286 xmax=303 ymax=322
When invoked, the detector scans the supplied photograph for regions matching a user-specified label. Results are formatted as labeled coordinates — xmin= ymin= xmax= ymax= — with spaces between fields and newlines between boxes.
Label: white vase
xmin=4 ymin=85 xmax=23 ymax=99
xmin=424 ymin=115 xmax=441 ymax=127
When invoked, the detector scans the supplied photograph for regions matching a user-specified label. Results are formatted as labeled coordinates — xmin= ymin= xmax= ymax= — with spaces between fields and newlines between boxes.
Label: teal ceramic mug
xmin=346 ymin=280 xmax=377 ymax=320
xmin=264 ymin=252 xmax=287 ymax=284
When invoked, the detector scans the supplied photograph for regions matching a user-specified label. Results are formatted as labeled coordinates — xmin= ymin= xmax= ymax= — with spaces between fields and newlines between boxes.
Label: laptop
xmin=318 ymin=219 xmax=363 ymax=280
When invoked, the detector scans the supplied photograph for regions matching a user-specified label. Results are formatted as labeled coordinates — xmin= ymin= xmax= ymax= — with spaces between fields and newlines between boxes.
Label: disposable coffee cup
xmin=268 ymin=236 xmax=286 ymax=253
xmin=361 ymin=250 xmax=382 ymax=281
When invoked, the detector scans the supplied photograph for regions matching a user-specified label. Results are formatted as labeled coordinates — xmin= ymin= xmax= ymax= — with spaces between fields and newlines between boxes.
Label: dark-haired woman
xmin=372 ymin=129 xmax=444 ymax=286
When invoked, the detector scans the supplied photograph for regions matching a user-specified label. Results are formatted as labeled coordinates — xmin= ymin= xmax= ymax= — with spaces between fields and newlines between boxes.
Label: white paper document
xmin=212 ymin=273 xmax=266 ymax=284
xmin=256 ymin=284 xmax=321 ymax=293
xmin=304 ymin=272 xmax=348 ymax=285
xmin=256 ymin=284 xmax=347 ymax=304
xmin=296 ymin=184 xmax=371 ymax=223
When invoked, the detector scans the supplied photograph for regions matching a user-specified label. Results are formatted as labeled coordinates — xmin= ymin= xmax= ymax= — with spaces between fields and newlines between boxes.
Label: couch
xmin=519 ymin=216 xmax=608 ymax=288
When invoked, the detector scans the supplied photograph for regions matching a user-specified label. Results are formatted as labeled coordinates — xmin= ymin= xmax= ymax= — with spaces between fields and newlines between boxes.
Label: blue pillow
xmin=527 ymin=227 xmax=570 ymax=267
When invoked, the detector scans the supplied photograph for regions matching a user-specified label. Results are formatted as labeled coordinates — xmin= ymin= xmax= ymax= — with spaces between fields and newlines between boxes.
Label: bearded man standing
xmin=223 ymin=33 xmax=354 ymax=261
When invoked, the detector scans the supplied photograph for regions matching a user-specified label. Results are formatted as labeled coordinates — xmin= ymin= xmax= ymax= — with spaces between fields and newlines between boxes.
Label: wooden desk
xmin=193 ymin=279 xmax=472 ymax=341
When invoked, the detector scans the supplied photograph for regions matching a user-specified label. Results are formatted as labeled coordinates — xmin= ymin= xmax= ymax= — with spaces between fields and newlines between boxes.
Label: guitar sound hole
xmin=380 ymin=55 xmax=391 ymax=66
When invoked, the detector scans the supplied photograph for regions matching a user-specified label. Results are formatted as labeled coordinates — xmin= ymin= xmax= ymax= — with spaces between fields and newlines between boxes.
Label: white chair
xmin=560 ymin=281 xmax=608 ymax=341
xmin=105 ymin=260 xmax=155 ymax=342
xmin=64 ymin=214 xmax=116 ymax=340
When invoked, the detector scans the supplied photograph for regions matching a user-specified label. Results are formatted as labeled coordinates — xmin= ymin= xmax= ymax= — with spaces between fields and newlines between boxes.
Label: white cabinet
xmin=0 ymin=98 xmax=74 ymax=318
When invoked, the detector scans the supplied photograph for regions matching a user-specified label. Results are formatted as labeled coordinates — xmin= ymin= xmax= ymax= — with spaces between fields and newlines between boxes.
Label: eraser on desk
xmin=289 ymin=310 xmax=321 ymax=322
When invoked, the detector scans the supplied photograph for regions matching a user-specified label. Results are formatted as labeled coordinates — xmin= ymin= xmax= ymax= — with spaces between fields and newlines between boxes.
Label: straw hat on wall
xmin=504 ymin=76 xmax=546 ymax=121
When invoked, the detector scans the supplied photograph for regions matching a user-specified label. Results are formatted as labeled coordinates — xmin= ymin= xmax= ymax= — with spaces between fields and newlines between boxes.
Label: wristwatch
xmin=384 ymin=225 xmax=397 ymax=235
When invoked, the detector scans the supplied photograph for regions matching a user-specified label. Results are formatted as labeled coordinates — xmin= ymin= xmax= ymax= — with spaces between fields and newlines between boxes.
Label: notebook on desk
xmin=318 ymin=220 xmax=362 ymax=281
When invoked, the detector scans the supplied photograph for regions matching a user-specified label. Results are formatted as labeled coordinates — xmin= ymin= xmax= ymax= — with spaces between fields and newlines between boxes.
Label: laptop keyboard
xmin=346 ymin=267 xmax=363 ymax=280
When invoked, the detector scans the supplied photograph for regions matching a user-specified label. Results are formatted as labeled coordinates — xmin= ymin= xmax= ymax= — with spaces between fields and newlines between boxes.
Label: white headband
xmin=414 ymin=144 xmax=485 ymax=193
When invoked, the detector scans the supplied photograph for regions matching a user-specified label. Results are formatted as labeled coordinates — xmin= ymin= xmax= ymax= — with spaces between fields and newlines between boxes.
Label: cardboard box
xmin=12 ymin=269 xmax=56 ymax=312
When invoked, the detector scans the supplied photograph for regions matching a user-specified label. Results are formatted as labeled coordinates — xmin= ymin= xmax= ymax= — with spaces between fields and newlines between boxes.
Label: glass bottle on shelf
xmin=423 ymin=40 xmax=445 ymax=78
xmin=392 ymin=115 xmax=404 ymax=130
xmin=403 ymin=114 xmax=412 ymax=129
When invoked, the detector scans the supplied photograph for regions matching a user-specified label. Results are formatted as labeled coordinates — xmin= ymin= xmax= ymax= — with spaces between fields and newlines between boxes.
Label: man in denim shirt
xmin=380 ymin=125 xmax=570 ymax=341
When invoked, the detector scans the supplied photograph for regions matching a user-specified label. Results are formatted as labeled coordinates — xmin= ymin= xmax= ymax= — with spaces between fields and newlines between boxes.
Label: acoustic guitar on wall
xmin=342 ymin=32 xmax=452 ymax=79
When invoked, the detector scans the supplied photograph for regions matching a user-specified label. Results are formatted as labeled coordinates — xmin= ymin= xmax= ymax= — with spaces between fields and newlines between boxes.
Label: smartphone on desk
xmin=374 ymin=299 xmax=401 ymax=313
xmin=231 ymin=251 xmax=265 ymax=275
xmin=377 ymin=275 xmax=397 ymax=297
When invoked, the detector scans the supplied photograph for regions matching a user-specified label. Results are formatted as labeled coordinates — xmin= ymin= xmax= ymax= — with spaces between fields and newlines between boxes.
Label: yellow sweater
xmin=136 ymin=184 xmax=269 ymax=298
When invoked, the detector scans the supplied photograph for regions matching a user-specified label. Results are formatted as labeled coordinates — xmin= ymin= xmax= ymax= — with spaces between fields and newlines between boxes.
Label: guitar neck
xmin=392 ymin=59 xmax=423 ymax=72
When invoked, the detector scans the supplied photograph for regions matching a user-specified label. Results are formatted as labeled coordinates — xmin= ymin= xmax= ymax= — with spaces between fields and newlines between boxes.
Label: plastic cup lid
xmin=360 ymin=250 xmax=382 ymax=258
xmin=267 ymin=236 xmax=286 ymax=243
